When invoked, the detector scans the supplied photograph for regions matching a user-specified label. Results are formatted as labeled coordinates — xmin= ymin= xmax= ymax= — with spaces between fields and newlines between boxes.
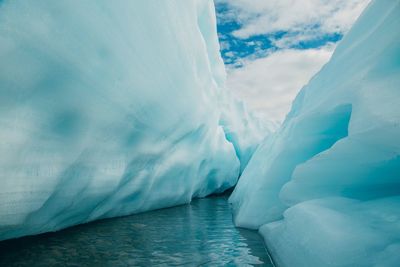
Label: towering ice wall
xmin=0 ymin=0 xmax=264 ymax=240
xmin=230 ymin=0 xmax=400 ymax=266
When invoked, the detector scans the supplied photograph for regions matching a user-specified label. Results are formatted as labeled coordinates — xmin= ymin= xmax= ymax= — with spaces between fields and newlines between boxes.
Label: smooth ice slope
xmin=230 ymin=0 xmax=400 ymax=266
xmin=0 ymin=0 xmax=265 ymax=241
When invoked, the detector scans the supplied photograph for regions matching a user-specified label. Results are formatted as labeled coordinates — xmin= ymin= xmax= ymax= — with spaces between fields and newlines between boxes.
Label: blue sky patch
xmin=215 ymin=3 xmax=343 ymax=68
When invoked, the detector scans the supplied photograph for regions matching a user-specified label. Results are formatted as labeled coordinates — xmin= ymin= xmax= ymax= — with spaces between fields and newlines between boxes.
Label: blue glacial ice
xmin=0 ymin=0 xmax=267 ymax=240
xmin=230 ymin=0 xmax=400 ymax=266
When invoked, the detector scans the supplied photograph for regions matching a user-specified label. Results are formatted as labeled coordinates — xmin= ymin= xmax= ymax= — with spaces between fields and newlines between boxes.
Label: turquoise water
xmin=0 ymin=195 xmax=273 ymax=266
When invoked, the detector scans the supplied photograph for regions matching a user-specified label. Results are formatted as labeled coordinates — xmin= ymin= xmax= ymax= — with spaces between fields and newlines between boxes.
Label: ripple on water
xmin=0 ymin=195 xmax=273 ymax=266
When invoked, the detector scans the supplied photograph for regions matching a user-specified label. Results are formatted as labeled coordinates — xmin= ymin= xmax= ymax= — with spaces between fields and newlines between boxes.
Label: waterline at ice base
xmin=0 ymin=0 xmax=399 ymax=266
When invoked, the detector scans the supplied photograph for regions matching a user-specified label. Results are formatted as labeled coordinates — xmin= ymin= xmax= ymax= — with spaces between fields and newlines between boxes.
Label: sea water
xmin=0 ymin=195 xmax=272 ymax=266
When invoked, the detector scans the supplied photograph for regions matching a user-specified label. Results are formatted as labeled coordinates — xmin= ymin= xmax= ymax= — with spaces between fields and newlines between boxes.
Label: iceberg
xmin=230 ymin=0 xmax=400 ymax=266
xmin=0 ymin=0 xmax=265 ymax=240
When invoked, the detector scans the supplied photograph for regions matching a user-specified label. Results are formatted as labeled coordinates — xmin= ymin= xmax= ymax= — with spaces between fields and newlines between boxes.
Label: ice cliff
xmin=230 ymin=0 xmax=400 ymax=266
xmin=0 ymin=0 xmax=265 ymax=240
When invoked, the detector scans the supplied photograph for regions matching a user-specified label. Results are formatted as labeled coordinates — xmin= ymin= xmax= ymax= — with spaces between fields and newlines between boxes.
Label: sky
xmin=215 ymin=0 xmax=371 ymax=123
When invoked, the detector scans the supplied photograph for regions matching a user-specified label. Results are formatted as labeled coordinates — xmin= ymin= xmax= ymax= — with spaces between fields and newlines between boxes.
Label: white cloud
xmin=217 ymin=0 xmax=370 ymax=45
xmin=226 ymin=45 xmax=335 ymax=123
xmin=219 ymin=40 xmax=231 ymax=50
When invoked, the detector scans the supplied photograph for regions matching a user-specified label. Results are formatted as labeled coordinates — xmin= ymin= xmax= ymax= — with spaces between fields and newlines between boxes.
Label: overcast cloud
xmin=226 ymin=46 xmax=334 ymax=122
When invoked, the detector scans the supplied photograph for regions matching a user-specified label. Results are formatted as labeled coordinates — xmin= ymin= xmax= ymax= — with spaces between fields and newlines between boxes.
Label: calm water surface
xmin=0 ymin=195 xmax=273 ymax=266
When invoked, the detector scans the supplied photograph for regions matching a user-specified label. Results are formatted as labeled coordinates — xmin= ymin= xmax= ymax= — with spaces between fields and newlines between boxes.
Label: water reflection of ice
xmin=0 ymin=195 xmax=272 ymax=266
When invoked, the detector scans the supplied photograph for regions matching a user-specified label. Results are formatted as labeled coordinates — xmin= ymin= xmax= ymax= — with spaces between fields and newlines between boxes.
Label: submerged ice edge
xmin=0 ymin=0 xmax=269 ymax=241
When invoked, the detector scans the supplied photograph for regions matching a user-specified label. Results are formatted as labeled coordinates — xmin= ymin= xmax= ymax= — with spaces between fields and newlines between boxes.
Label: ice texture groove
xmin=230 ymin=0 xmax=400 ymax=266
xmin=0 ymin=0 xmax=266 ymax=240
